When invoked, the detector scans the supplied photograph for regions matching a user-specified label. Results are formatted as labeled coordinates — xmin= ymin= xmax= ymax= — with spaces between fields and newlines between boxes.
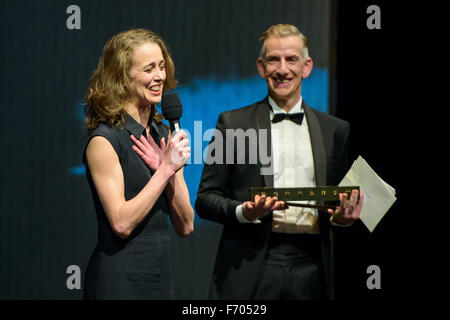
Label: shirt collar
xmin=124 ymin=111 xmax=148 ymax=138
xmin=268 ymin=96 xmax=303 ymax=115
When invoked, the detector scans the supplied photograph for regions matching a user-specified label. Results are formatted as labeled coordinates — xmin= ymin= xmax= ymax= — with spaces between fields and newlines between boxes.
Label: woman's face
xmin=128 ymin=42 xmax=166 ymax=107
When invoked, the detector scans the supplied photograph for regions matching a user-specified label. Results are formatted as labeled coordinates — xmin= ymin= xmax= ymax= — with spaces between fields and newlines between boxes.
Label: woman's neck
xmin=125 ymin=102 xmax=152 ymax=129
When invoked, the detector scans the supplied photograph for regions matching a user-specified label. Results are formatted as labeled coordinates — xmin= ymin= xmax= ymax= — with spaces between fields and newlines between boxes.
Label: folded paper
xmin=339 ymin=156 xmax=396 ymax=232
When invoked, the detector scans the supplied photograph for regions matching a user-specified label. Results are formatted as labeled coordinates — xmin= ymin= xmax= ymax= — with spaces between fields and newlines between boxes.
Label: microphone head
xmin=161 ymin=92 xmax=182 ymax=120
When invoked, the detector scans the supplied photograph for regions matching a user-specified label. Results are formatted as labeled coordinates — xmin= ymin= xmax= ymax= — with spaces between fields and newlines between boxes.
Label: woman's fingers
xmin=145 ymin=134 xmax=159 ymax=150
xmin=132 ymin=145 xmax=149 ymax=162
xmin=131 ymin=136 xmax=145 ymax=151
xmin=160 ymin=137 xmax=166 ymax=151
xmin=172 ymin=130 xmax=187 ymax=142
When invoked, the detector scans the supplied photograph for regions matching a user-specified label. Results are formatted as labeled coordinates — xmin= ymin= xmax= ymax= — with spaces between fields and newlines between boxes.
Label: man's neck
xmin=270 ymin=93 xmax=302 ymax=113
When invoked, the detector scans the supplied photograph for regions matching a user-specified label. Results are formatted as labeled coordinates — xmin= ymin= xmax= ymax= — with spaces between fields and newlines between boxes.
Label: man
xmin=195 ymin=24 xmax=363 ymax=299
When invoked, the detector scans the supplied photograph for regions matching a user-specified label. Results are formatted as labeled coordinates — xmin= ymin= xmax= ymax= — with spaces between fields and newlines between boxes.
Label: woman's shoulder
xmin=90 ymin=123 xmax=120 ymax=136
xmin=85 ymin=123 xmax=128 ymax=158
xmin=89 ymin=123 xmax=129 ymax=142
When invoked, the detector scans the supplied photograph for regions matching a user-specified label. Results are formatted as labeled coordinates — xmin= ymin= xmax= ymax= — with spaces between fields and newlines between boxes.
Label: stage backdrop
xmin=0 ymin=0 xmax=334 ymax=299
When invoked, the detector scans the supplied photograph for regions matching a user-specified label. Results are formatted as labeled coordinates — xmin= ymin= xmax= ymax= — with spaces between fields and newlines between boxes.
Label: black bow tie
xmin=272 ymin=113 xmax=304 ymax=125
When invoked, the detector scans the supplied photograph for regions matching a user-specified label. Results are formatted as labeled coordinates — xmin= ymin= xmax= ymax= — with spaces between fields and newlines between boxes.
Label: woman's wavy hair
xmin=85 ymin=29 xmax=177 ymax=132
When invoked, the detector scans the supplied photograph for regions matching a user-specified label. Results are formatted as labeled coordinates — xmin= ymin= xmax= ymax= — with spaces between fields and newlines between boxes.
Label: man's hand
xmin=327 ymin=189 xmax=364 ymax=226
xmin=242 ymin=194 xmax=288 ymax=222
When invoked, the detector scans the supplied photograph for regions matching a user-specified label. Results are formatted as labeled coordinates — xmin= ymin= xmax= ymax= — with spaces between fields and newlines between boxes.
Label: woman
xmin=82 ymin=29 xmax=194 ymax=299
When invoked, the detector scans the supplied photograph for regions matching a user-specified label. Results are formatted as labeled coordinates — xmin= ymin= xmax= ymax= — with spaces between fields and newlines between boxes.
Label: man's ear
xmin=256 ymin=58 xmax=266 ymax=79
xmin=302 ymin=57 xmax=313 ymax=79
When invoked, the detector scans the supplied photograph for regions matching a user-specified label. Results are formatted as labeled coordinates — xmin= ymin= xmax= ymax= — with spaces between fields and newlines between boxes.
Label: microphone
xmin=161 ymin=92 xmax=183 ymax=134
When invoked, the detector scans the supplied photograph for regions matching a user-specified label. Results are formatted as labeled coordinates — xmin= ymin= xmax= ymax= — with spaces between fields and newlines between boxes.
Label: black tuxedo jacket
xmin=195 ymin=98 xmax=350 ymax=299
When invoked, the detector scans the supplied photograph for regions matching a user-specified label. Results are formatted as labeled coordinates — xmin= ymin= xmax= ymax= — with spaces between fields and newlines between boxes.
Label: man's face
xmin=128 ymin=42 xmax=166 ymax=107
xmin=257 ymin=35 xmax=312 ymax=106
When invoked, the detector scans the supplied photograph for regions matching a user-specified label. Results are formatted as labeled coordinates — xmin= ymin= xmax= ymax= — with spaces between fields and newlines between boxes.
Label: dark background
xmin=0 ymin=0 xmax=444 ymax=300
xmin=335 ymin=1 xmax=447 ymax=299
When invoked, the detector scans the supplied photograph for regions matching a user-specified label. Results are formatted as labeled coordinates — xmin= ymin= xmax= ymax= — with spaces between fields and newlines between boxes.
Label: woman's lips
xmin=147 ymin=84 xmax=162 ymax=94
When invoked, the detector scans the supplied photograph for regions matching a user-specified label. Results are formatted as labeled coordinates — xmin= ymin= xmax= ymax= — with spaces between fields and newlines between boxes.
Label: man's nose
xmin=277 ymin=59 xmax=288 ymax=75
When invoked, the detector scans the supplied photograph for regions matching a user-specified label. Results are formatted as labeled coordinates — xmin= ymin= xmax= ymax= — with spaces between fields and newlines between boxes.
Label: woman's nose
xmin=154 ymin=68 xmax=165 ymax=81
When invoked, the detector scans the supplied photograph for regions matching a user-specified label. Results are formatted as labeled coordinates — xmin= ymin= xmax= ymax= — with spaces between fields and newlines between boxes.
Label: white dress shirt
xmin=236 ymin=96 xmax=320 ymax=234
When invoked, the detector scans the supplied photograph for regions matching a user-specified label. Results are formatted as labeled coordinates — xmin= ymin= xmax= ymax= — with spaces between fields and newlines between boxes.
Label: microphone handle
xmin=168 ymin=119 xmax=187 ymax=167
xmin=169 ymin=120 xmax=181 ymax=134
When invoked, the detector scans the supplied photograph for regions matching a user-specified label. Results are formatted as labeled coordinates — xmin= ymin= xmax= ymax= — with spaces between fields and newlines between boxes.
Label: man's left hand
xmin=327 ymin=189 xmax=364 ymax=226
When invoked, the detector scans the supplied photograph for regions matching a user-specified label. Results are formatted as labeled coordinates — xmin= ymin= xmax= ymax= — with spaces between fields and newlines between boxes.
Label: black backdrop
xmin=335 ymin=1 xmax=449 ymax=299
xmin=1 ymin=0 xmax=446 ymax=301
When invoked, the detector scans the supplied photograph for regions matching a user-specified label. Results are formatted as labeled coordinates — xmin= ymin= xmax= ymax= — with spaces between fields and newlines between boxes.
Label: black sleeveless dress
xmin=82 ymin=113 xmax=173 ymax=299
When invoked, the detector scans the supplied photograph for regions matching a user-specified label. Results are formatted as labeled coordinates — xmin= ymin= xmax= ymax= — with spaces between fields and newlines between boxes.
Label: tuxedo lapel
xmin=255 ymin=98 xmax=273 ymax=188
xmin=303 ymin=102 xmax=327 ymax=187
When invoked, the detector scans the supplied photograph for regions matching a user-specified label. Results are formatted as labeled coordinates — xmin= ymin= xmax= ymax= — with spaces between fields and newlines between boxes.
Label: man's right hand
xmin=242 ymin=195 xmax=287 ymax=222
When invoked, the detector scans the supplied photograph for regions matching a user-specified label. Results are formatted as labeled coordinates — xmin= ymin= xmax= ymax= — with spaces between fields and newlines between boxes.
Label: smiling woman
xmin=85 ymin=29 xmax=177 ymax=131
xmin=128 ymin=42 xmax=167 ymax=108
xmin=82 ymin=29 xmax=194 ymax=300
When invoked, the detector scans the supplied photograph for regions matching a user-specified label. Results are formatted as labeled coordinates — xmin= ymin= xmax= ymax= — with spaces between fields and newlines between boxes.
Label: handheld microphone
xmin=161 ymin=92 xmax=183 ymax=134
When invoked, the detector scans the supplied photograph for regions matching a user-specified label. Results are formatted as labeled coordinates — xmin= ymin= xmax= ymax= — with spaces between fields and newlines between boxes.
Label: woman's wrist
xmin=156 ymin=163 xmax=175 ymax=181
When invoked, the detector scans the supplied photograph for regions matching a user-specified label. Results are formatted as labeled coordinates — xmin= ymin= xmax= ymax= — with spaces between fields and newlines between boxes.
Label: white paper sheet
xmin=339 ymin=156 xmax=396 ymax=232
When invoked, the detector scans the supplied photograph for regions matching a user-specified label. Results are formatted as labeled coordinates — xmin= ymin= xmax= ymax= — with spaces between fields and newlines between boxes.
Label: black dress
xmin=82 ymin=113 xmax=173 ymax=299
